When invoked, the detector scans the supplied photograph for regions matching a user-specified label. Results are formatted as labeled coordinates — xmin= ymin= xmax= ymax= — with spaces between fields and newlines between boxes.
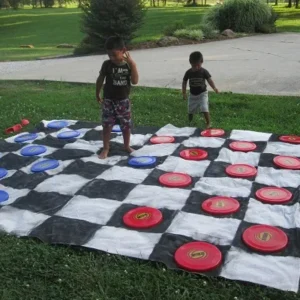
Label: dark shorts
xmin=102 ymin=98 xmax=131 ymax=130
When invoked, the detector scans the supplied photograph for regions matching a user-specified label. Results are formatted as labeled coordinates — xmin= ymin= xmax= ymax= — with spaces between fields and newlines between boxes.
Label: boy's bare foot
xmin=124 ymin=146 xmax=134 ymax=154
xmin=98 ymin=148 xmax=109 ymax=159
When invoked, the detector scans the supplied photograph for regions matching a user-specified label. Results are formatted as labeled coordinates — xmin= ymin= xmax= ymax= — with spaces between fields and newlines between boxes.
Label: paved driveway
xmin=0 ymin=33 xmax=299 ymax=96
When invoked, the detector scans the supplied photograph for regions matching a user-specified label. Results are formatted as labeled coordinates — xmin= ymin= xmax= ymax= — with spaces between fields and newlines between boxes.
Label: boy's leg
xmin=117 ymin=98 xmax=134 ymax=153
xmin=200 ymin=91 xmax=211 ymax=128
xmin=188 ymin=114 xmax=193 ymax=124
xmin=188 ymin=94 xmax=196 ymax=125
xmin=99 ymin=99 xmax=114 ymax=159
xmin=99 ymin=126 xmax=112 ymax=159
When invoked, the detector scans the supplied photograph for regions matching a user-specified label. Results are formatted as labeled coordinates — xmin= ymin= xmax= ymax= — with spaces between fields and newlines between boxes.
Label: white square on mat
xmin=216 ymin=148 xmax=261 ymax=166
xmin=244 ymin=199 xmax=300 ymax=229
xmin=124 ymin=184 xmax=190 ymax=210
xmin=157 ymin=156 xmax=210 ymax=177
xmin=230 ymin=130 xmax=272 ymax=142
xmin=183 ymin=137 xmax=225 ymax=148
xmin=155 ymin=124 xmax=196 ymax=137
xmin=255 ymin=167 xmax=300 ymax=188
xmin=97 ymin=166 xmax=152 ymax=184
xmin=111 ymin=134 xmax=152 ymax=147
xmin=167 ymin=211 xmax=241 ymax=245
xmin=220 ymin=247 xmax=300 ymax=292
xmin=264 ymin=142 xmax=300 ymax=157
xmin=35 ymin=174 xmax=90 ymax=195
xmin=0 ymin=185 xmax=30 ymax=206
xmin=55 ymin=195 xmax=122 ymax=225
xmin=131 ymin=143 xmax=180 ymax=157
xmin=64 ymin=139 xmax=102 ymax=153
xmin=194 ymin=177 xmax=252 ymax=198
xmin=83 ymin=226 xmax=162 ymax=260
xmin=0 ymin=206 xmax=49 ymax=237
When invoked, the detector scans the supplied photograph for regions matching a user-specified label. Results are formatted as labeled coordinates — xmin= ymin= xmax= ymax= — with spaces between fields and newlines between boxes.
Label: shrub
xmin=43 ymin=0 xmax=54 ymax=7
xmin=76 ymin=0 xmax=146 ymax=54
xmin=163 ymin=20 xmax=185 ymax=36
xmin=173 ymin=29 xmax=204 ymax=41
xmin=203 ymin=0 xmax=276 ymax=33
xmin=8 ymin=0 xmax=21 ymax=9
xmin=201 ymin=23 xmax=219 ymax=39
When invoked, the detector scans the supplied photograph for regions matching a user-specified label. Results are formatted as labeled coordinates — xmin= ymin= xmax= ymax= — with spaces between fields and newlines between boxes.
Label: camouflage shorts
xmin=102 ymin=98 xmax=131 ymax=130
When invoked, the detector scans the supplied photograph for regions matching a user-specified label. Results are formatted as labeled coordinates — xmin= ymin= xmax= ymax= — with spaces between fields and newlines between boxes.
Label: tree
xmin=76 ymin=0 xmax=146 ymax=54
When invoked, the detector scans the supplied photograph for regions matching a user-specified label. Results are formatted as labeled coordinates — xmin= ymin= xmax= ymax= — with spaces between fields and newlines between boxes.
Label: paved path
xmin=1 ymin=33 xmax=300 ymax=96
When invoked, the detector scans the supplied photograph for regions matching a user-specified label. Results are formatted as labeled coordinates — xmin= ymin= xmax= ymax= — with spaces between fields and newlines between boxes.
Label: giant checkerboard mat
xmin=0 ymin=120 xmax=300 ymax=293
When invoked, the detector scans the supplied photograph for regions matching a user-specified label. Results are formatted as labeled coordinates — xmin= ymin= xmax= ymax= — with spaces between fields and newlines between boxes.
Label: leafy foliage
xmin=173 ymin=28 xmax=204 ymax=40
xmin=203 ymin=0 xmax=277 ymax=33
xmin=76 ymin=0 xmax=146 ymax=54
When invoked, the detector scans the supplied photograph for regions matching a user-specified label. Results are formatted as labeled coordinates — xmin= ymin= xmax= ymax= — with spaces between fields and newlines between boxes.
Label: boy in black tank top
xmin=182 ymin=51 xmax=219 ymax=128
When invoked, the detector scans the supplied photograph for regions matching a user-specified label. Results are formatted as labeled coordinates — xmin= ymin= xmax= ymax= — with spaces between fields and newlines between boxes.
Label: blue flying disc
xmin=21 ymin=145 xmax=47 ymax=157
xmin=14 ymin=133 xmax=38 ymax=143
xmin=0 ymin=168 xmax=8 ymax=179
xmin=57 ymin=130 xmax=80 ymax=139
xmin=31 ymin=159 xmax=59 ymax=172
xmin=112 ymin=125 xmax=121 ymax=132
xmin=47 ymin=120 xmax=68 ymax=129
xmin=0 ymin=190 xmax=9 ymax=203
xmin=128 ymin=156 xmax=156 ymax=168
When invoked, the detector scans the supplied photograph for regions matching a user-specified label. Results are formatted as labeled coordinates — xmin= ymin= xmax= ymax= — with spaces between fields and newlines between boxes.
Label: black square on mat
xmin=81 ymin=129 xmax=103 ymax=142
xmin=98 ymin=142 xmax=139 ymax=157
xmin=0 ymin=140 xmax=23 ymax=152
xmin=69 ymin=121 xmax=100 ymax=130
xmin=204 ymin=161 xmax=257 ymax=181
xmin=222 ymin=139 xmax=267 ymax=153
xmin=132 ymin=126 xmax=159 ymax=135
xmin=33 ymin=135 xmax=74 ymax=149
xmin=45 ymin=148 xmax=94 ymax=161
xmin=0 ymin=153 xmax=38 ymax=170
xmin=61 ymin=160 xmax=111 ymax=179
xmin=142 ymin=168 xmax=199 ymax=190
xmin=258 ymin=153 xmax=300 ymax=169
xmin=29 ymin=215 xmax=102 ymax=245
xmin=0 ymin=170 xmax=49 ymax=189
xmin=77 ymin=178 xmax=136 ymax=201
xmin=250 ymin=182 xmax=299 ymax=206
xmin=11 ymin=190 xmax=72 ymax=215
xmin=116 ymin=155 xmax=169 ymax=169
xmin=182 ymin=190 xmax=250 ymax=220
xmin=106 ymin=203 xmax=178 ymax=233
xmin=190 ymin=128 xmax=231 ymax=139
xmin=149 ymin=233 xmax=230 ymax=276
xmin=232 ymin=221 xmax=300 ymax=258
xmin=171 ymin=144 xmax=222 ymax=161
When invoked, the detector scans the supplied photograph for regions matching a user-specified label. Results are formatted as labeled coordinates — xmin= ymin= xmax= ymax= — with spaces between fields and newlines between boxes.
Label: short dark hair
xmin=105 ymin=36 xmax=125 ymax=51
xmin=189 ymin=51 xmax=203 ymax=64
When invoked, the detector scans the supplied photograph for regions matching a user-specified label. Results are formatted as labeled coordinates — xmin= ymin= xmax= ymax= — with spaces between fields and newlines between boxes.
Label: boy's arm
xmin=207 ymin=77 xmax=219 ymax=93
xmin=182 ymin=80 xmax=188 ymax=100
xmin=96 ymin=74 xmax=105 ymax=103
xmin=124 ymin=51 xmax=139 ymax=85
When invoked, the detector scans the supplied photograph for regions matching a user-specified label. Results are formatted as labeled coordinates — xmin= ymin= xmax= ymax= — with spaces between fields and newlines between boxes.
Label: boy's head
xmin=189 ymin=51 xmax=203 ymax=69
xmin=105 ymin=36 xmax=126 ymax=65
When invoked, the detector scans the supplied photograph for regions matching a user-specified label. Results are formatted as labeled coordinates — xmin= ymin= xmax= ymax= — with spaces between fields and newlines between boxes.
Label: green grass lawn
xmin=0 ymin=4 xmax=299 ymax=62
xmin=0 ymin=80 xmax=300 ymax=300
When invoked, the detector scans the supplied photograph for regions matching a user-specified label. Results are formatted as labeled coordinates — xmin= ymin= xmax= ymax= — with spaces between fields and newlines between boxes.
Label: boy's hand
xmin=124 ymin=51 xmax=135 ymax=66
xmin=96 ymin=95 xmax=103 ymax=104
xmin=214 ymin=88 xmax=219 ymax=94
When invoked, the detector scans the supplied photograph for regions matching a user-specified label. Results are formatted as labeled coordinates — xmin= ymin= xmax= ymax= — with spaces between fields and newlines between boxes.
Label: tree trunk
xmin=295 ymin=0 xmax=299 ymax=8
xmin=288 ymin=0 xmax=292 ymax=7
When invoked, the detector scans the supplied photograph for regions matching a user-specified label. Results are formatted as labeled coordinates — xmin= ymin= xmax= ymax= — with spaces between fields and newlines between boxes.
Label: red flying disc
xmin=159 ymin=172 xmax=192 ymax=188
xmin=226 ymin=164 xmax=257 ymax=178
xmin=273 ymin=156 xmax=300 ymax=170
xmin=150 ymin=136 xmax=175 ymax=144
xmin=201 ymin=129 xmax=225 ymax=137
xmin=180 ymin=149 xmax=208 ymax=161
xmin=279 ymin=135 xmax=300 ymax=144
xmin=123 ymin=207 xmax=163 ymax=229
xmin=202 ymin=196 xmax=240 ymax=215
xmin=256 ymin=187 xmax=292 ymax=204
xmin=242 ymin=225 xmax=288 ymax=253
xmin=174 ymin=241 xmax=222 ymax=272
xmin=229 ymin=141 xmax=257 ymax=152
